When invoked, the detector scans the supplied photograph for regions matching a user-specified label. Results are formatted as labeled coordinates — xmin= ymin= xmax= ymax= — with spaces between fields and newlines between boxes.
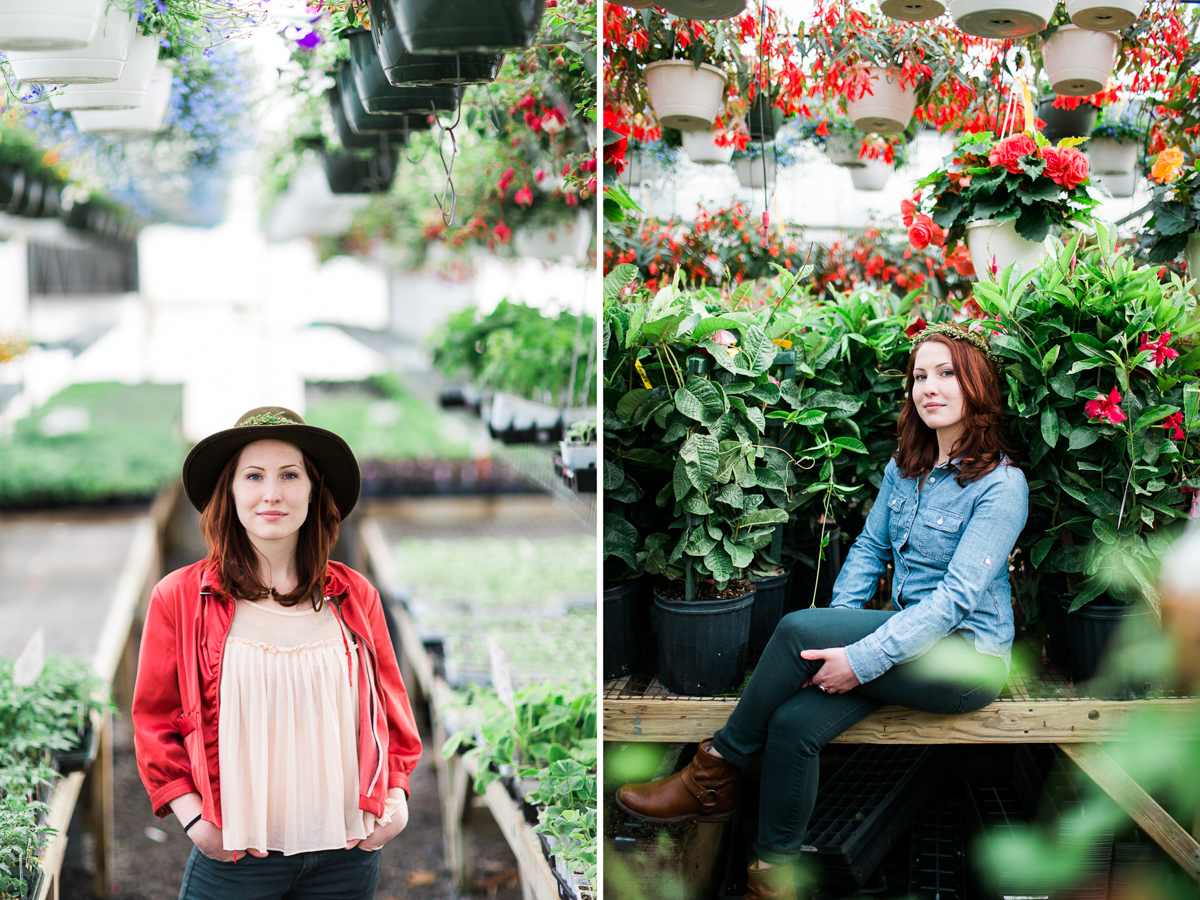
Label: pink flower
xmin=1140 ymin=332 xmax=1179 ymax=367
xmin=907 ymin=213 xmax=945 ymax=251
xmin=1163 ymin=411 xmax=1185 ymax=440
xmin=1041 ymin=146 xmax=1089 ymax=190
xmin=492 ymin=222 xmax=512 ymax=244
xmin=988 ymin=133 xmax=1038 ymax=175
xmin=711 ymin=330 xmax=737 ymax=346
xmin=540 ymin=109 xmax=567 ymax=134
xmin=1084 ymin=387 xmax=1127 ymax=425
xmin=514 ymin=186 xmax=534 ymax=208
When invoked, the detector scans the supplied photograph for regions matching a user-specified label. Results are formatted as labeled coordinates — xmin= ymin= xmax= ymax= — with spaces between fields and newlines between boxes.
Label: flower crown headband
xmin=909 ymin=322 xmax=1004 ymax=370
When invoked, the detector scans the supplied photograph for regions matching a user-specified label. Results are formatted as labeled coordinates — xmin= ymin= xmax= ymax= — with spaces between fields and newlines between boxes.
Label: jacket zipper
xmin=330 ymin=597 xmax=386 ymax=797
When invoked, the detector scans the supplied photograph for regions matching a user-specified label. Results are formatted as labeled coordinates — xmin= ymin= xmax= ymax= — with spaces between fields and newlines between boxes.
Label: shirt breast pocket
xmin=918 ymin=508 xmax=965 ymax=562
xmin=887 ymin=496 xmax=906 ymax=543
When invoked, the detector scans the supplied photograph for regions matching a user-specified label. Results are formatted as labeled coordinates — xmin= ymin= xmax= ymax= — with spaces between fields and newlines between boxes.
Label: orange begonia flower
xmin=1151 ymin=147 xmax=1185 ymax=184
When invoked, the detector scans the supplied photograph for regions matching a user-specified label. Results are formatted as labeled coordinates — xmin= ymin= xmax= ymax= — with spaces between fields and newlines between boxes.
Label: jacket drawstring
xmin=329 ymin=595 xmax=355 ymax=687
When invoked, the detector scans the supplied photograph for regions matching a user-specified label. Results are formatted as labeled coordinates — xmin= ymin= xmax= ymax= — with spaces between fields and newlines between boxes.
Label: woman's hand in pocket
xmin=357 ymin=791 xmax=410 ymax=851
xmin=189 ymin=820 xmax=265 ymax=861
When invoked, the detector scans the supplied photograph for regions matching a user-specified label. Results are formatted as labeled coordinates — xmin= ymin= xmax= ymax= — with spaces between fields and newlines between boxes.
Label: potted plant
xmin=1039 ymin=23 xmax=1120 ymax=99
xmin=1037 ymin=93 xmax=1099 ymax=144
xmin=971 ymin=224 xmax=1199 ymax=696
xmin=340 ymin=46 xmax=460 ymax=116
xmin=1065 ymin=0 xmax=1144 ymax=29
xmin=659 ymin=0 xmax=747 ymax=20
xmin=847 ymin=134 xmax=907 ymax=191
xmin=387 ymin=0 xmax=545 ymax=55
xmin=0 ymin=0 xmax=105 ymax=52
xmin=951 ymin=0 xmax=1056 ymax=39
xmin=50 ymin=30 xmax=158 ymax=110
xmin=681 ymin=126 xmax=736 ymax=165
xmin=1086 ymin=101 xmax=1144 ymax=177
xmin=905 ymin=128 xmax=1097 ymax=281
xmin=366 ymin=0 xmax=503 ymax=86
xmin=70 ymin=61 xmax=174 ymax=133
xmin=1142 ymin=150 xmax=1200 ymax=271
xmin=3 ymin=5 xmax=137 ymax=85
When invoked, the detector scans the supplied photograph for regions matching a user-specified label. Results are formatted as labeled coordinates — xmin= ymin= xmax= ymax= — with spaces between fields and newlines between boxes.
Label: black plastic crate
xmin=965 ymin=781 xmax=1041 ymax=900
xmin=908 ymin=802 xmax=967 ymax=900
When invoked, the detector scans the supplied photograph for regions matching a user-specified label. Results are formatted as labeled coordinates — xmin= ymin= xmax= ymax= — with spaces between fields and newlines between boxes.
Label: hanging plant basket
xmin=1097 ymin=170 xmax=1137 ymax=197
xmin=6 ymin=7 xmax=135 ymax=85
xmin=1065 ymin=0 xmax=1144 ymax=30
xmin=329 ymin=86 xmax=393 ymax=148
xmin=681 ymin=128 xmax=734 ymax=165
xmin=745 ymin=93 xmax=784 ymax=141
xmin=735 ymin=156 xmax=776 ymax=188
xmin=71 ymin=63 xmax=173 ymax=132
xmin=51 ymin=32 xmax=158 ymax=110
xmin=825 ymin=131 xmax=866 ymax=168
xmin=950 ymin=0 xmax=1056 ymax=39
xmin=644 ymin=59 xmax=728 ymax=131
xmin=660 ymin=0 xmax=748 ymax=20
xmin=655 ymin=583 xmax=755 ymax=696
xmin=336 ymin=67 xmax=433 ymax=137
xmin=322 ymin=148 xmax=400 ymax=194
xmin=849 ymin=156 xmax=892 ymax=191
xmin=1037 ymin=97 xmax=1099 ymax=144
xmin=880 ymin=0 xmax=946 ymax=22
xmin=512 ymin=209 xmax=592 ymax=263
xmin=344 ymin=41 xmax=460 ymax=116
xmin=846 ymin=66 xmax=916 ymax=135
xmin=1086 ymin=136 xmax=1137 ymax=176
xmin=965 ymin=218 xmax=1049 ymax=281
xmin=1041 ymin=25 xmax=1119 ymax=98
xmin=0 ymin=0 xmax=104 ymax=51
xmin=17 ymin=178 xmax=45 ymax=218
xmin=390 ymin=0 xmax=544 ymax=55
xmin=366 ymin=2 xmax=503 ymax=86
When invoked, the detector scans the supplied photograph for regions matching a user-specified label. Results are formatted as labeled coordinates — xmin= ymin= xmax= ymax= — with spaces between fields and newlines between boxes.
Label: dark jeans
xmin=179 ymin=846 xmax=381 ymax=900
xmin=712 ymin=608 xmax=1008 ymax=864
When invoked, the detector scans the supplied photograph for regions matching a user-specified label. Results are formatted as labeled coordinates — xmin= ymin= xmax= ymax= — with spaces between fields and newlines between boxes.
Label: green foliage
xmin=0 ymin=383 xmax=186 ymax=509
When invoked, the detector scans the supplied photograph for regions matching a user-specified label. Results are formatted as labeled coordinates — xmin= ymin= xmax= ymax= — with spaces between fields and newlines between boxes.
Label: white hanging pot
xmin=1087 ymin=137 xmax=1137 ymax=176
xmin=0 ymin=0 xmax=104 ymax=51
xmin=6 ymin=8 xmax=136 ymax=85
xmin=1042 ymin=25 xmax=1119 ymax=98
xmin=735 ymin=156 xmax=776 ymax=188
xmin=950 ymin=0 xmax=1056 ymax=38
xmin=513 ymin=209 xmax=592 ymax=263
xmin=70 ymin=63 xmax=173 ymax=133
xmin=1096 ymin=170 xmax=1137 ymax=197
xmin=1065 ymin=0 xmax=1144 ymax=30
xmin=880 ymin=0 xmax=946 ymax=21
xmin=660 ymin=0 xmax=748 ymax=19
xmin=849 ymin=157 xmax=892 ymax=191
xmin=622 ymin=153 xmax=663 ymax=185
xmin=643 ymin=59 xmax=728 ymax=131
xmin=825 ymin=132 xmax=866 ymax=168
xmin=966 ymin=219 xmax=1050 ymax=281
xmin=681 ymin=129 xmax=733 ymax=165
xmin=847 ymin=67 xmax=916 ymax=135
xmin=1186 ymin=234 xmax=1200 ymax=278
xmin=52 ymin=33 xmax=159 ymax=110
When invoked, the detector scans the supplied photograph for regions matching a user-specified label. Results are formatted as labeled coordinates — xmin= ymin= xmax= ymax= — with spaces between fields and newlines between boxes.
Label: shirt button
xmin=929 ymin=477 xmax=936 ymax=484
xmin=937 ymin=517 xmax=944 ymax=525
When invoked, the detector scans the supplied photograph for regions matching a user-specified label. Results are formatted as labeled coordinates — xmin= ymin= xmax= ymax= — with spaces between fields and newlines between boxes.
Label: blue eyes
xmin=245 ymin=472 xmax=300 ymax=481
xmin=915 ymin=369 xmax=954 ymax=382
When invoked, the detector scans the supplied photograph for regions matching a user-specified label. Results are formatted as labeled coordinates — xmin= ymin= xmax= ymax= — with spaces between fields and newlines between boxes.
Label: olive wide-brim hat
xmin=182 ymin=407 xmax=361 ymax=520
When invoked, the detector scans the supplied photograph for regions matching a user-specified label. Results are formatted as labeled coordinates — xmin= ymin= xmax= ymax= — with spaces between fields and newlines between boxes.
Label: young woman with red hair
xmin=132 ymin=408 xmax=421 ymax=900
xmin=616 ymin=325 xmax=1029 ymax=900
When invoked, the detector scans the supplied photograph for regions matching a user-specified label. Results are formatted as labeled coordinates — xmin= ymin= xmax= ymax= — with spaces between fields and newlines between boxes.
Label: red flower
xmin=900 ymin=191 xmax=921 ymax=228
xmin=492 ymin=222 xmax=512 ymax=244
xmin=1140 ymin=332 xmax=1179 ymax=367
xmin=988 ymin=133 xmax=1038 ymax=175
xmin=515 ymin=186 xmax=533 ymax=208
xmin=905 ymin=317 xmax=927 ymax=338
xmin=1041 ymin=146 xmax=1090 ymax=190
xmin=907 ymin=213 xmax=945 ymax=251
xmin=946 ymin=242 xmax=976 ymax=278
xmin=1163 ymin=411 xmax=1185 ymax=440
xmin=1084 ymin=387 xmax=1127 ymax=425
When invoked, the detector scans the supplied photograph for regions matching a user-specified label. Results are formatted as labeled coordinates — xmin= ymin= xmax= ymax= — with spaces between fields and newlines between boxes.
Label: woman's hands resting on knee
xmin=800 ymin=648 xmax=861 ymax=695
xmin=171 ymin=793 xmax=266 ymax=862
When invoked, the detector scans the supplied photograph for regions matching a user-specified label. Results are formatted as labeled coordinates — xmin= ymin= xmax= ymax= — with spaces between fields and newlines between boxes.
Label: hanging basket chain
xmin=432 ymin=60 xmax=465 ymax=226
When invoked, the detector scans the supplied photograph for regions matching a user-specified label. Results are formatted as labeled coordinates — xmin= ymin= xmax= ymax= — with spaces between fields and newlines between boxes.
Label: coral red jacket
xmin=132 ymin=559 xmax=422 ymax=827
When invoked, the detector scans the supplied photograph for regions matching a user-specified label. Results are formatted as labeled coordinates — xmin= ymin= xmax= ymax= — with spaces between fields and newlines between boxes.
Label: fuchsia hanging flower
xmin=1139 ymin=332 xmax=1179 ymax=367
xmin=1084 ymin=387 xmax=1127 ymax=425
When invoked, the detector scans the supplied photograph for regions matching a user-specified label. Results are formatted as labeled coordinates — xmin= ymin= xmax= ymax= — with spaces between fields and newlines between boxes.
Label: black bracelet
xmin=184 ymin=814 xmax=203 ymax=833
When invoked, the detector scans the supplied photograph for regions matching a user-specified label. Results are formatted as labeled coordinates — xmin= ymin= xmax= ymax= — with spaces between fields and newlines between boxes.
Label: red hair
xmin=200 ymin=446 xmax=341 ymax=607
xmin=895 ymin=332 xmax=1019 ymax=485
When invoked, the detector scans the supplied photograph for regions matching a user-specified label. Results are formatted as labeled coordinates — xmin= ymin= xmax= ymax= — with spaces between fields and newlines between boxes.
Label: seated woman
xmin=616 ymin=324 xmax=1029 ymax=900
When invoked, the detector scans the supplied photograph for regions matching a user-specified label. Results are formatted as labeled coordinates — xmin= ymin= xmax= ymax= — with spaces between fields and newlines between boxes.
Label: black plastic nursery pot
xmin=0 ymin=165 xmax=21 ymax=209
xmin=14 ymin=177 xmax=43 ymax=217
xmin=654 ymin=583 xmax=754 ymax=696
xmin=1038 ymin=97 xmax=1098 ymax=144
xmin=748 ymin=567 xmax=790 ymax=665
xmin=391 ymin=0 xmax=544 ymax=54
xmin=1038 ymin=585 xmax=1070 ymax=668
xmin=322 ymin=148 xmax=400 ymax=194
xmin=366 ymin=1 xmax=504 ymax=86
xmin=1062 ymin=597 xmax=1157 ymax=699
xmin=328 ymin=85 xmax=397 ymax=149
xmin=342 ymin=41 xmax=460 ymax=117
xmin=337 ymin=66 xmax=449 ymax=133
xmin=38 ymin=183 xmax=62 ymax=219
xmin=603 ymin=578 xmax=652 ymax=680
xmin=746 ymin=94 xmax=784 ymax=142
xmin=51 ymin=718 xmax=99 ymax=775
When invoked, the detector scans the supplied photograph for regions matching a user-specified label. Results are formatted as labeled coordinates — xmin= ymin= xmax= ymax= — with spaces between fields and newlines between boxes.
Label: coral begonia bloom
xmin=1041 ymin=146 xmax=1089 ymax=190
xmin=989 ymin=133 xmax=1038 ymax=175
xmin=1163 ymin=411 xmax=1185 ymax=441
xmin=1084 ymin=386 xmax=1127 ymax=425
xmin=900 ymin=192 xmax=920 ymax=228
xmin=907 ymin=213 xmax=944 ymax=250
xmin=1150 ymin=147 xmax=1185 ymax=184
xmin=946 ymin=243 xmax=975 ymax=278
xmin=1140 ymin=332 xmax=1179 ymax=367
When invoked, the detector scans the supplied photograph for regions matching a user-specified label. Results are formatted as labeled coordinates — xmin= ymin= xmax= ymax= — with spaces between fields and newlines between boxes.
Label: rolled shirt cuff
xmin=845 ymin=633 xmax=891 ymax=684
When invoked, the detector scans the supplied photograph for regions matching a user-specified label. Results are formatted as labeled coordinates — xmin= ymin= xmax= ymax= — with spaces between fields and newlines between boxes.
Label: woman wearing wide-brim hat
xmin=132 ymin=407 xmax=422 ymax=899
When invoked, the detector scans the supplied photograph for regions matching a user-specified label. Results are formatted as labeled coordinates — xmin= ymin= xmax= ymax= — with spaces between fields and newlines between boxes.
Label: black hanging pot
xmin=365 ymin=3 xmax=503 ymax=86
xmin=746 ymin=94 xmax=784 ymax=142
xmin=0 ymin=166 xmax=21 ymax=209
xmin=1038 ymin=96 xmax=1098 ymax=144
xmin=322 ymin=148 xmax=401 ymax=194
xmin=39 ymin=183 xmax=62 ymax=218
xmin=341 ymin=40 xmax=459 ymax=117
xmin=655 ymin=582 xmax=754 ymax=696
xmin=391 ymin=0 xmax=544 ymax=54
xmin=337 ymin=66 xmax=439 ymax=137
xmin=329 ymin=84 xmax=397 ymax=149
xmin=18 ymin=178 xmax=44 ymax=218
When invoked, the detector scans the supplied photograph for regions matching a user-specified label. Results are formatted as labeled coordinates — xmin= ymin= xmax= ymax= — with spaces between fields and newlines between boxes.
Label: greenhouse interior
xmin=602 ymin=0 xmax=1200 ymax=899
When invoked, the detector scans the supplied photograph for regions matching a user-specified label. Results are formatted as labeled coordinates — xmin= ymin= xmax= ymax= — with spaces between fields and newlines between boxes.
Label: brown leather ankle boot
xmin=745 ymin=861 xmax=798 ymax=900
xmin=614 ymin=739 xmax=738 ymax=823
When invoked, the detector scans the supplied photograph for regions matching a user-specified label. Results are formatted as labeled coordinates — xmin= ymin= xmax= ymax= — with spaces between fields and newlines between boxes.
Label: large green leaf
xmin=1040 ymin=407 xmax=1059 ymax=449
xmin=680 ymin=432 xmax=719 ymax=492
xmin=703 ymin=544 xmax=735 ymax=583
xmin=737 ymin=508 xmax=789 ymax=528
xmin=674 ymin=376 xmax=727 ymax=425
xmin=615 ymin=388 xmax=653 ymax=422
xmin=603 ymin=264 xmax=638 ymax=302
xmin=723 ymin=537 xmax=755 ymax=569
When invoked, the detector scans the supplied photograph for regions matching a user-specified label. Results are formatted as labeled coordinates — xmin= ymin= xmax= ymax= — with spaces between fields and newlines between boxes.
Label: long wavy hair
xmin=200 ymin=444 xmax=341 ymax=607
xmin=895 ymin=332 xmax=1019 ymax=486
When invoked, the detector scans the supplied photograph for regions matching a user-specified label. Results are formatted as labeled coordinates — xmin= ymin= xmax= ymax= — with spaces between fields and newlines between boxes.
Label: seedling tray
xmin=51 ymin=718 xmax=99 ymax=776
xmin=907 ymin=802 xmax=967 ymax=900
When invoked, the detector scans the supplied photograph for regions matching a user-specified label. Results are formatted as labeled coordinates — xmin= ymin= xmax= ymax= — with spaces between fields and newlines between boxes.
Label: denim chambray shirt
xmin=830 ymin=456 xmax=1029 ymax=684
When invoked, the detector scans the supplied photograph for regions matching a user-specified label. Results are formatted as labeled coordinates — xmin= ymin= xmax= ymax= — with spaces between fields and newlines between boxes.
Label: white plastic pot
xmin=880 ymin=0 xmax=946 ymax=20
xmin=559 ymin=441 xmax=597 ymax=470
xmin=6 ymin=8 xmax=136 ymax=85
xmin=966 ymin=219 xmax=1050 ymax=281
xmin=0 ymin=0 xmax=104 ymax=51
xmin=51 ymin=33 xmax=159 ymax=110
xmin=660 ymin=0 xmax=748 ymax=19
xmin=950 ymin=0 xmax=1056 ymax=38
xmin=847 ymin=67 xmax=916 ymax=135
xmin=1042 ymin=25 xmax=1119 ymax=98
xmin=1186 ymin=234 xmax=1200 ymax=279
xmin=735 ymin=156 xmax=776 ymax=188
xmin=1066 ymin=0 xmax=1144 ymax=30
xmin=622 ymin=154 xmax=663 ymax=185
xmin=1087 ymin=137 xmax=1137 ymax=176
xmin=643 ymin=59 xmax=728 ymax=131
xmin=513 ymin=209 xmax=592 ymax=263
xmin=825 ymin=132 xmax=866 ymax=168
xmin=1096 ymin=170 xmax=1137 ymax=197
xmin=681 ymin=129 xmax=734 ymax=165
xmin=849 ymin=157 xmax=892 ymax=191
xmin=70 ymin=63 xmax=173 ymax=133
